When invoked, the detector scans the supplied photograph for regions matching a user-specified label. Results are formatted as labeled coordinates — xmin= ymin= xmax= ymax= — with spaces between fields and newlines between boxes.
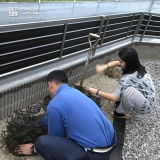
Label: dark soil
xmin=87 ymin=92 xmax=101 ymax=107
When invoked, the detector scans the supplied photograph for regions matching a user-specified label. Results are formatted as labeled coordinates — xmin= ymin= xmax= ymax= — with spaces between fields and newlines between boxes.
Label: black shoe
xmin=111 ymin=111 xmax=131 ymax=119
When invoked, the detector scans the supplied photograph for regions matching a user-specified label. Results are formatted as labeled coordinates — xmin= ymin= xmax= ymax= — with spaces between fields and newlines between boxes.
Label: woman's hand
xmin=96 ymin=64 xmax=105 ymax=74
xmin=86 ymin=87 xmax=98 ymax=95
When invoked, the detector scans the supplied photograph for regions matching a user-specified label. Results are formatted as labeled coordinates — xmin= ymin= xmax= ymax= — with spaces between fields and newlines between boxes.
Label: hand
xmin=15 ymin=143 xmax=34 ymax=155
xmin=96 ymin=64 xmax=105 ymax=74
xmin=86 ymin=87 xmax=98 ymax=95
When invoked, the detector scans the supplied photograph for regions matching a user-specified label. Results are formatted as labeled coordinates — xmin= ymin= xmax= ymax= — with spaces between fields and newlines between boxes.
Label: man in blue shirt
xmin=17 ymin=70 xmax=116 ymax=160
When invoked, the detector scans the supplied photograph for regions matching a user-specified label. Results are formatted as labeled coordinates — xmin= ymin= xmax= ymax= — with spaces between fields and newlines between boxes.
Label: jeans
xmin=35 ymin=135 xmax=116 ymax=160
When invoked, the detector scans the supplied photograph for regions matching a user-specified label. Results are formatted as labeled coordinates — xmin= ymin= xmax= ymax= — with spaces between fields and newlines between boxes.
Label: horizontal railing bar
xmin=0 ymin=49 xmax=60 ymax=67
xmin=146 ymin=30 xmax=160 ymax=33
xmin=106 ymin=12 xmax=141 ymax=18
xmin=66 ymin=26 xmax=99 ymax=34
xmin=139 ymin=29 xmax=160 ymax=33
xmin=131 ymin=24 xmax=138 ymax=27
xmin=63 ymin=42 xmax=90 ymax=50
xmin=145 ymin=12 xmax=160 ymax=17
xmin=0 ymin=42 xmax=61 ymax=57
xmin=140 ymin=24 xmax=147 ymax=27
xmin=68 ymin=19 xmax=103 ymax=25
xmin=128 ymin=29 xmax=136 ymax=32
xmin=142 ymin=19 xmax=150 ymax=22
xmin=140 ymin=35 xmax=160 ymax=38
xmin=148 ymin=25 xmax=160 ymax=28
xmin=107 ymin=21 xmax=133 ymax=26
xmin=66 ymin=31 xmax=107 ymax=42
xmin=132 ymin=19 xmax=139 ymax=22
xmin=104 ymin=31 xmax=128 ymax=39
xmin=133 ymin=17 xmax=141 ymax=20
xmin=65 ymin=35 xmax=88 ymax=42
xmin=108 ymin=14 xmax=137 ymax=19
xmin=102 ymin=35 xmax=133 ymax=46
xmin=0 ymin=33 xmax=63 ymax=46
xmin=105 ymin=26 xmax=129 ymax=32
xmin=149 ymin=20 xmax=160 ymax=23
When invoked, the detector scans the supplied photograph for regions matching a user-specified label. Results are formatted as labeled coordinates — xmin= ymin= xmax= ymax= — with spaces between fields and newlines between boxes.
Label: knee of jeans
xmin=35 ymin=135 xmax=46 ymax=150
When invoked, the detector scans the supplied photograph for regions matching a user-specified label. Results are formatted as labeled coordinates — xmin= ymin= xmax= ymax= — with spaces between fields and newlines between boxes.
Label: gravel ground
xmin=0 ymin=69 xmax=119 ymax=160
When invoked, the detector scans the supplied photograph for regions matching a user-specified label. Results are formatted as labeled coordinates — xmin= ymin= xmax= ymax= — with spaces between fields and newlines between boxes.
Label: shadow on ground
xmin=110 ymin=118 xmax=126 ymax=160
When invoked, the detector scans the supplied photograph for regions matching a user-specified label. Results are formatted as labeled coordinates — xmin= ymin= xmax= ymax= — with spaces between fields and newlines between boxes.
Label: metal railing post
xmin=101 ymin=18 xmax=109 ymax=45
xmin=126 ymin=14 xmax=135 ymax=37
xmin=97 ymin=16 xmax=105 ymax=36
xmin=91 ymin=16 xmax=105 ymax=55
xmin=132 ymin=12 xmax=144 ymax=42
xmin=60 ymin=24 xmax=68 ymax=58
xmin=140 ymin=13 xmax=152 ymax=41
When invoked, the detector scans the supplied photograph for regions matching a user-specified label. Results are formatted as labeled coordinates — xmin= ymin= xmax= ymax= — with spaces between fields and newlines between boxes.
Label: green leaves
xmin=4 ymin=104 xmax=47 ymax=155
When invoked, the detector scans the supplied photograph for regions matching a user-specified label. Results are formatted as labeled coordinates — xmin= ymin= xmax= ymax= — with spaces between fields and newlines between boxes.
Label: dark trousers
xmin=35 ymin=135 xmax=116 ymax=160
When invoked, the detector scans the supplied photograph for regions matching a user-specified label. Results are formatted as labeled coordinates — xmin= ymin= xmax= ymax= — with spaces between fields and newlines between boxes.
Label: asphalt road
xmin=0 ymin=0 xmax=160 ymax=25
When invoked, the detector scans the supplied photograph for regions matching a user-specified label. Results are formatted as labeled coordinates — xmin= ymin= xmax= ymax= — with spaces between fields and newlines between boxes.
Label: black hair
xmin=118 ymin=47 xmax=146 ymax=78
xmin=46 ymin=70 xmax=68 ymax=84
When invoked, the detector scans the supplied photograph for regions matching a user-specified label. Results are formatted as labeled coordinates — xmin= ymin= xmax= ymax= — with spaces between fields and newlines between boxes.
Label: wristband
xmin=103 ymin=64 xmax=107 ymax=70
xmin=96 ymin=89 xmax=100 ymax=95
xmin=103 ymin=64 xmax=109 ymax=71
xmin=106 ymin=64 xmax=109 ymax=69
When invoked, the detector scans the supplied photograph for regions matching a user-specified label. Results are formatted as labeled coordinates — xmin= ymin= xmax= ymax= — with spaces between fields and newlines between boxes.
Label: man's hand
xmin=86 ymin=87 xmax=98 ymax=95
xmin=15 ymin=143 xmax=34 ymax=155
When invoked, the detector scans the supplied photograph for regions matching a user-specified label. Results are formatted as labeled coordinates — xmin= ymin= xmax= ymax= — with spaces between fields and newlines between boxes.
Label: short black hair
xmin=46 ymin=70 xmax=68 ymax=84
xmin=118 ymin=47 xmax=146 ymax=78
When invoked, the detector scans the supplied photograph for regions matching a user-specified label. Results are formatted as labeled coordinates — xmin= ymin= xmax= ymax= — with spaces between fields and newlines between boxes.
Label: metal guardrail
xmin=1 ymin=11 xmax=160 ymax=77
xmin=0 ymin=12 xmax=142 ymax=76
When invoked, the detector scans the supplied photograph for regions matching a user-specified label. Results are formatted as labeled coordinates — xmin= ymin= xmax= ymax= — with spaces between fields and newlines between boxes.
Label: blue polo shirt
xmin=41 ymin=84 xmax=114 ymax=148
